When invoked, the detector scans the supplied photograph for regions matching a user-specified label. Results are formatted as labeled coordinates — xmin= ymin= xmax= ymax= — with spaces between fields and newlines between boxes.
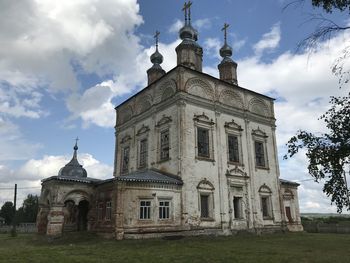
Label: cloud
xmin=0 ymin=0 xmax=143 ymax=125
xmin=253 ymin=23 xmax=281 ymax=56
xmin=0 ymin=153 xmax=113 ymax=207
xmin=169 ymin=19 xmax=183 ymax=34
xmin=203 ymin=37 xmax=221 ymax=59
xmin=193 ymin=18 xmax=212 ymax=30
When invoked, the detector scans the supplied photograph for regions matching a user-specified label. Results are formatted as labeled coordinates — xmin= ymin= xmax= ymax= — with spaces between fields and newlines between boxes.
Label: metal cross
xmin=154 ymin=30 xmax=160 ymax=49
xmin=75 ymin=137 xmax=79 ymax=145
xmin=222 ymin=23 xmax=229 ymax=43
xmin=182 ymin=1 xmax=192 ymax=22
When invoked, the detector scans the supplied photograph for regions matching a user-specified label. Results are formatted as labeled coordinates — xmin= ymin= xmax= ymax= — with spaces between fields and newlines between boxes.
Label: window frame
xmin=197 ymin=179 xmax=215 ymax=220
xmin=105 ymin=201 xmax=112 ymax=221
xmin=119 ymin=134 xmax=132 ymax=175
xmin=160 ymin=129 xmax=170 ymax=161
xmin=251 ymin=128 xmax=269 ymax=169
xmin=259 ymin=184 xmax=273 ymax=220
xmin=158 ymin=199 xmax=171 ymax=220
xmin=225 ymin=120 xmax=243 ymax=166
xmin=121 ymin=145 xmax=130 ymax=174
xmin=98 ymin=202 xmax=104 ymax=221
xmin=139 ymin=199 xmax=152 ymax=220
xmin=136 ymin=124 xmax=150 ymax=170
xmin=193 ymin=113 xmax=215 ymax=161
xmin=155 ymin=115 xmax=172 ymax=163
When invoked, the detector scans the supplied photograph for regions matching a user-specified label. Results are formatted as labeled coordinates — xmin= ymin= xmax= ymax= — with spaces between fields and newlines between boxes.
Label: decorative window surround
xmin=252 ymin=127 xmax=269 ymax=170
xmin=197 ymin=178 xmax=215 ymax=220
xmin=194 ymin=113 xmax=215 ymax=162
xmin=259 ymin=184 xmax=273 ymax=220
xmin=155 ymin=115 xmax=172 ymax=163
xmin=120 ymin=134 xmax=132 ymax=174
xmin=136 ymin=124 xmax=150 ymax=169
xmin=225 ymin=119 xmax=243 ymax=166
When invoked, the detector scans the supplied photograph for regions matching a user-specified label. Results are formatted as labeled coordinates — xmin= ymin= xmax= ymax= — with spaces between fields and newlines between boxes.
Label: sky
xmin=0 ymin=0 xmax=349 ymax=213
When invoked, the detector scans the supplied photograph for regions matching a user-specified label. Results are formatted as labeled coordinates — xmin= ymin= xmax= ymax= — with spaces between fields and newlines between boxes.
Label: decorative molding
xmin=249 ymin=98 xmax=269 ymax=117
xmin=120 ymin=134 xmax=132 ymax=144
xmin=224 ymin=119 xmax=243 ymax=131
xmin=155 ymin=115 xmax=172 ymax=127
xmin=283 ymin=189 xmax=294 ymax=200
xmin=197 ymin=178 xmax=215 ymax=191
xmin=155 ymin=79 xmax=177 ymax=104
xmin=252 ymin=127 xmax=268 ymax=138
xmin=119 ymin=105 xmax=133 ymax=124
xmin=258 ymin=184 xmax=272 ymax=194
xmin=136 ymin=124 xmax=150 ymax=136
xmin=185 ymin=78 xmax=214 ymax=101
xmin=219 ymin=89 xmax=244 ymax=108
xmin=226 ymin=166 xmax=248 ymax=178
xmin=193 ymin=112 xmax=215 ymax=126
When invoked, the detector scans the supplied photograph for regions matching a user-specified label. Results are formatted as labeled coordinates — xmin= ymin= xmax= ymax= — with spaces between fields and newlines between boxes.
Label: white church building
xmin=37 ymin=2 xmax=303 ymax=239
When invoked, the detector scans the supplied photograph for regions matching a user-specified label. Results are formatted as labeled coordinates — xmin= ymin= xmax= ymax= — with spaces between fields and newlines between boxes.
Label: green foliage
xmin=284 ymin=94 xmax=350 ymax=212
xmin=311 ymin=0 xmax=350 ymax=13
xmin=17 ymin=194 xmax=39 ymax=223
xmin=0 ymin=202 xmax=14 ymax=225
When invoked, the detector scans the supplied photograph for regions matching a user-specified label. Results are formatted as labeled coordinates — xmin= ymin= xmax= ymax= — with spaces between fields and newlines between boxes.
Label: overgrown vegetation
xmin=0 ymin=233 xmax=350 ymax=263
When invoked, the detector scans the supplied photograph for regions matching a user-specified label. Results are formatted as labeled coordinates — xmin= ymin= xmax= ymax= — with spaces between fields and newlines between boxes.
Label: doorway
xmin=77 ymin=200 xmax=89 ymax=231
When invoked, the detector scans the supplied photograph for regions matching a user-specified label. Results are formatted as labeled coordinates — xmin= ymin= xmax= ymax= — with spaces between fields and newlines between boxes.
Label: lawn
xmin=0 ymin=232 xmax=349 ymax=263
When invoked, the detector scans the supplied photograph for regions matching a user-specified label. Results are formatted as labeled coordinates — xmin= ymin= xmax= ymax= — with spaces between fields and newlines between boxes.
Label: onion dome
xmin=220 ymin=23 xmax=233 ymax=60
xmin=147 ymin=31 xmax=166 ymax=85
xmin=58 ymin=139 xmax=87 ymax=178
xmin=150 ymin=49 xmax=163 ymax=65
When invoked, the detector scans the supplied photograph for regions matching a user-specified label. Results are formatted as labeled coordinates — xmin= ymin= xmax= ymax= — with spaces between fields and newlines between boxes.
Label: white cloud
xmin=169 ymin=19 xmax=183 ymax=34
xmin=203 ymin=37 xmax=221 ymax=59
xmin=193 ymin=18 xmax=212 ymax=30
xmin=0 ymin=0 xmax=143 ymax=124
xmin=253 ymin=23 xmax=281 ymax=56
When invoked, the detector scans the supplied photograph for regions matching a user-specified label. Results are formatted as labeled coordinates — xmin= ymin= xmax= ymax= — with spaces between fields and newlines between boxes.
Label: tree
xmin=284 ymin=94 xmax=350 ymax=212
xmin=0 ymin=201 xmax=14 ymax=225
xmin=284 ymin=1 xmax=350 ymax=212
xmin=17 ymin=194 xmax=39 ymax=223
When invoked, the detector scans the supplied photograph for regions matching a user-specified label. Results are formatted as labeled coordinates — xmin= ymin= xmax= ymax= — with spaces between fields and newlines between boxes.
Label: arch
xmin=248 ymin=98 xmax=269 ymax=117
xmin=197 ymin=178 xmax=215 ymax=191
xmin=185 ymin=78 xmax=214 ymax=101
xmin=155 ymin=79 xmax=177 ymax=104
xmin=219 ymin=89 xmax=244 ymax=108
xmin=258 ymin=184 xmax=272 ymax=194
xmin=63 ymin=189 xmax=90 ymax=205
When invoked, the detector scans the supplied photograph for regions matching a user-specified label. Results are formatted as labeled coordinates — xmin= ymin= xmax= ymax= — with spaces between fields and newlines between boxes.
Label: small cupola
xmin=147 ymin=31 xmax=166 ymax=85
xmin=218 ymin=23 xmax=238 ymax=85
xmin=58 ymin=138 xmax=87 ymax=178
xmin=175 ymin=1 xmax=203 ymax=72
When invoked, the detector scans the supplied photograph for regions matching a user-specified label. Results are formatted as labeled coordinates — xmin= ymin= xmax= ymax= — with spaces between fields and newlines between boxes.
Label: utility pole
xmin=11 ymin=184 xmax=17 ymax=237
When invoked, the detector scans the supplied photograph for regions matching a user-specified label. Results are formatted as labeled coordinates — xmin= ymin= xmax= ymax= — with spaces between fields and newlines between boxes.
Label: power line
xmin=0 ymin=187 xmax=41 ymax=190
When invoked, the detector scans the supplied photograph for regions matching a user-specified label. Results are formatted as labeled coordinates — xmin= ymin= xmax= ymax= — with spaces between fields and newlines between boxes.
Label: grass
xmin=0 ymin=232 xmax=350 ymax=263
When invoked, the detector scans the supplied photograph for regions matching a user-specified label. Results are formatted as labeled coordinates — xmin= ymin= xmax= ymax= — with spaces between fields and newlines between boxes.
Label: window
xmin=285 ymin=206 xmax=293 ymax=223
xmin=255 ymin=141 xmax=265 ymax=167
xmin=98 ymin=202 xmax=104 ymax=221
xmin=159 ymin=200 xmax=170 ymax=219
xmin=197 ymin=127 xmax=209 ymax=158
xmin=233 ymin=197 xmax=242 ymax=219
xmin=200 ymin=195 xmax=209 ymax=218
xmin=160 ymin=129 xmax=170 ymax=161
xmin=261 ymin=197 xmax=270 ymax=218
xmin=121 ymin=146 xmax=130 ymax=174
xmin=228 ymin=135 xmax=239 ymax=163
xmin=105 ymin=201 xmax=111 ymax=221
xmin=139 ymin=200 xmax=151 ymax=220
xmin=139 ymin=139 xmax=148 ymax=168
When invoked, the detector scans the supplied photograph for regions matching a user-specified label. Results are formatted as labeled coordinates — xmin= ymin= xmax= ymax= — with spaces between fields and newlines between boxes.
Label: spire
xmin=218 ymin=23 xmax=238 ymax=85
xmin=147 ymin=30 xmax=166 ymax=85
xmin=58 ymin=138 xmax=87 ymax=178
xmin=176 ymin=1 xmax=202 ymax=71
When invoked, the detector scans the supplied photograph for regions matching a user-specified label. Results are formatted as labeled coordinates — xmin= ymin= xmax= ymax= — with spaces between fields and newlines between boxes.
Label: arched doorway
xmin=77 ymin=200 xmax=89 ymax=231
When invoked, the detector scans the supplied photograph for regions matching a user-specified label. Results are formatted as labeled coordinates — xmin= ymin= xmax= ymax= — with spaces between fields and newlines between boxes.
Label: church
xmin=36 ymin=2 xmax=303 ymax=239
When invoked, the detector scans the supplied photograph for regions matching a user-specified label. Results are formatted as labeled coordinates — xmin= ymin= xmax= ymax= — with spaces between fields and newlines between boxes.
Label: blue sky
xmin=0 ymin=0 xmax=349 ymax=213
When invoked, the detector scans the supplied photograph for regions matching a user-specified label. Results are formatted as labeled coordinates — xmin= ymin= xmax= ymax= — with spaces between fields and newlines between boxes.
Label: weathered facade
xmin=37 ymin=3 xmax=303 ymax=239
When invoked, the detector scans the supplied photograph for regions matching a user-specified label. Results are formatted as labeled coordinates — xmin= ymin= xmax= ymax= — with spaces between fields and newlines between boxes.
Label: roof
xmin=115 ymin=64 xmax=275 ymax=110
xmin=42 ymin=176 xmax=101 ymax=184
xmin=116 ymin=169 xmax=183 ymax=185
xmin=280 ymin=179 xmax=300 ymax=187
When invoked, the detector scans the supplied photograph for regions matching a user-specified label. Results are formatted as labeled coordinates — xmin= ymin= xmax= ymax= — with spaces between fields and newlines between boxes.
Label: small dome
xmin=220 ymin=43 xmax=233 ymax=58
xmin=150 ymin=49 xmax=163 ymax=64
xmin=58 ymin=142 xmax=87 ymax=178
xmin=179 ymin=24 xmax=197 ymax=40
